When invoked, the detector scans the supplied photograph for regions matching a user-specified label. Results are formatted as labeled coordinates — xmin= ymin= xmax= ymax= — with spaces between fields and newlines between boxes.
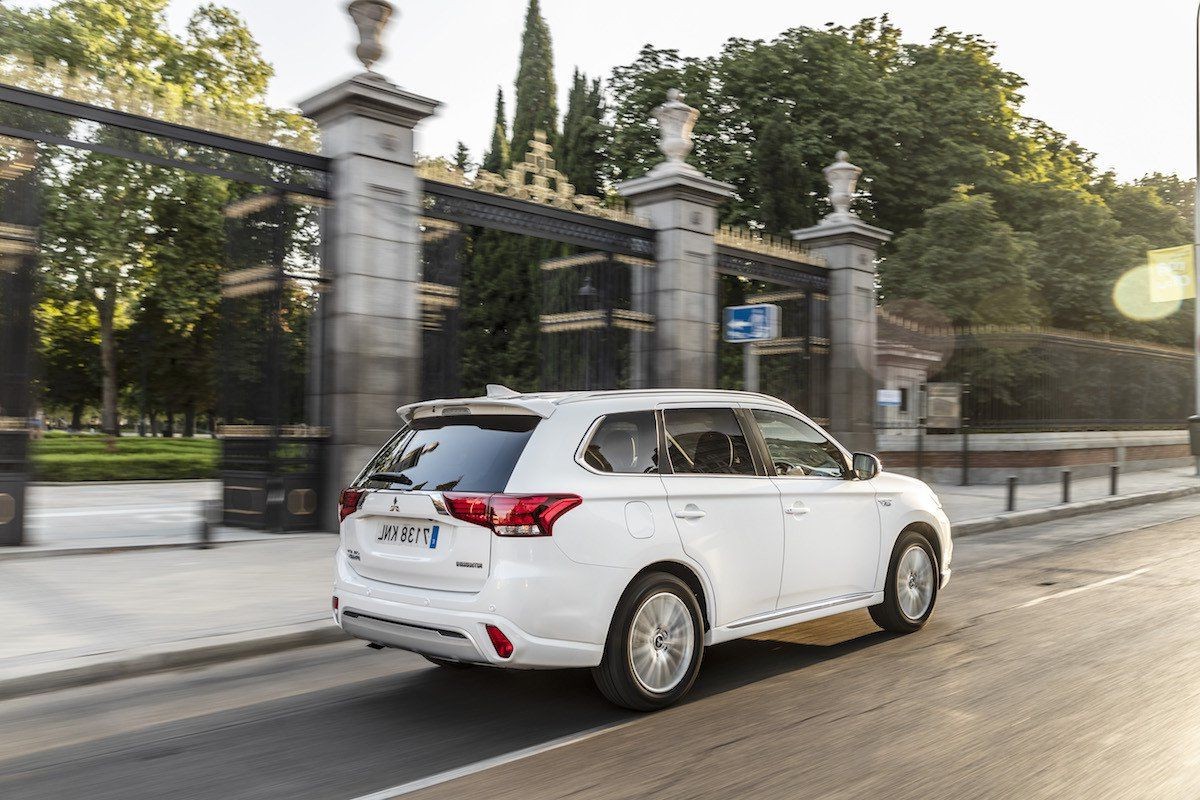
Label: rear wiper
xmin=366 ymin=471 xmax=413 ymax=485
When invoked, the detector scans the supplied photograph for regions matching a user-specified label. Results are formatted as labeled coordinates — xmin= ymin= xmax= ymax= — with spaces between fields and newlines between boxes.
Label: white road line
xmin=347 ymin=718 xmax=639 ymax=800
xmin=1018 ymin=567 xmax=1151 ymax=609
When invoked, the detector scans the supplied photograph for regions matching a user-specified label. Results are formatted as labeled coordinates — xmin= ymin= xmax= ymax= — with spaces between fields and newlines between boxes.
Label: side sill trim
xmin=727 ymin=592 xmax=877 ymax=629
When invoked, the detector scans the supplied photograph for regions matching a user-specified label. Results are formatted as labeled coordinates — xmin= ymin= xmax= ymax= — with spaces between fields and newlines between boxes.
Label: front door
xmin=659 ymin=406 xmax=784 ymax=626
xmin=746 ymin=409 xmax=881 ymax=609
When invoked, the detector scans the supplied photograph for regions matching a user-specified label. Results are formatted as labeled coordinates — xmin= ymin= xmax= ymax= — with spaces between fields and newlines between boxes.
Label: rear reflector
xmin=443 ymin=493 xmax=582 ymax=536
xmin=338 ymin=488 xmax=366 ymax=522
xmin=332 ymin=596 xmax=339 ymax=610
xmin=485 ymin=624 xmax=514 ymax=659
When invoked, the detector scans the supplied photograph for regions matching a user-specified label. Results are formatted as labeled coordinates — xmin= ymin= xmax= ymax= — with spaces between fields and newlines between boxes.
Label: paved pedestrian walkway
xmin=928 ymin=464 xmax=1198 ymax=522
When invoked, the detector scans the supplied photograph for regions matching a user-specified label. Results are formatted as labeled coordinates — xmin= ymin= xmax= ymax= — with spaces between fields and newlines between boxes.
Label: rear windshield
xmin=354 ymin=414 xmax=539 ymax=493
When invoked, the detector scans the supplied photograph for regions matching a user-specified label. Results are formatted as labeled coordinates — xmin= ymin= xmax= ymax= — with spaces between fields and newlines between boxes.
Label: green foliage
xmin=481 ymin=87 xmax=510 ymax=173
xmin=30 ymin=436 xmax=218 ymax=481
xmin=884 ymin=189 xmax=1042 ymax=327
xmin=510 ymin=0 xmax=558 ymax=155
xmin=559 ymin=69 xmax=606 ymax=196
xmin=605 ymin=17 xmax=1195 ymax=347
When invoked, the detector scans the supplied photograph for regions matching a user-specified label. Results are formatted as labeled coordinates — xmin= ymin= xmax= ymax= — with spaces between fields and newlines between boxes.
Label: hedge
xmin=31 ymin=448 xmax=220 ymax=479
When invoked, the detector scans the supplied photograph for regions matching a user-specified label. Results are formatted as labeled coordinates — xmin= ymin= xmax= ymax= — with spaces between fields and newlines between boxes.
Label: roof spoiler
xmin=396 ymin=396 xmax=556 ymax=425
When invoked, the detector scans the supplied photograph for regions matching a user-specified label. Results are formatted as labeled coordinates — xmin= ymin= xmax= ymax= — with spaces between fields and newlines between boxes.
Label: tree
xmin=37 ymin=297 xmax=100 ymax=429
xmin=509 ymin=0 xmax=558 ymax=155
xmin=883 ymin=188 xmax=1043 ymax=328
xmin=5 ymin=0 xmax=311 ymax=432
xmin=452 ymin=141 xmax=473 ymax=173
xmin=559 ymin=69 xmax=607 ymax=196
xmin=480 ymin=87 xmax=510 ymax=173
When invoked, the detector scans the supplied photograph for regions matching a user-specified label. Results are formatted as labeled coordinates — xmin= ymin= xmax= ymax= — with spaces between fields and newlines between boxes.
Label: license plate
xmin=376 ymin=520 xmax=440 ymax=549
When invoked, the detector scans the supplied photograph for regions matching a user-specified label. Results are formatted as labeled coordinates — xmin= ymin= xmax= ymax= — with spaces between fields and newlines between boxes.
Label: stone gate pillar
xmin=792 ymin=151 xmax=891 ymax=454
xmin=617 ymin=90 xmax=733 ymax=389
xmin=299 ymin=4 xmax=439 ymax=516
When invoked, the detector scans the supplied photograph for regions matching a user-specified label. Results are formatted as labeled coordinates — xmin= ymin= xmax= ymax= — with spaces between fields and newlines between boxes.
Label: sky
xmin=19 ymin=0 xmax=1200 ymax=180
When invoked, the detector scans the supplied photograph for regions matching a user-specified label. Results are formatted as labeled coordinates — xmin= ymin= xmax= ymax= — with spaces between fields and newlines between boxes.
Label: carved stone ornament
xmin=821 ymin=149 xmax=862 ymax=224
xmin=348 ymin=0 xmax=394 ymax=72
xmin=650 ymin=89 xmax=701 ymax=176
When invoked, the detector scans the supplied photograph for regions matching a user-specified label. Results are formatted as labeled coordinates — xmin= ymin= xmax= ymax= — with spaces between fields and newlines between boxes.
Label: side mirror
xmin=852 ymin=452 xmax=882 ymax=481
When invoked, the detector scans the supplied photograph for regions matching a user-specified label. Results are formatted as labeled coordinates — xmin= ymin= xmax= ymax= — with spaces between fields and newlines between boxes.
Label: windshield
xmin=353 ymin=415 xmax=539 ymax=493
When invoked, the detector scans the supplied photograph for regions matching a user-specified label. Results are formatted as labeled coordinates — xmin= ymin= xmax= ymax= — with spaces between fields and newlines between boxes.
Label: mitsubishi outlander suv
xmin=333 ymin=386 xmax=952 ymax=711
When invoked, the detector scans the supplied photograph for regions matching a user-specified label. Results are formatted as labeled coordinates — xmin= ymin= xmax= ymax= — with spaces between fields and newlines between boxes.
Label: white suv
xmin=333 ymin=386 xmax=951 ymax=710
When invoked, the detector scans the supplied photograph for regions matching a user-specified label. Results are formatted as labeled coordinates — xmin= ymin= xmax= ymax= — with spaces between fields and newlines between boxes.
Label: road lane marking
xmin=347 ymin=718 xmax=640 ymax=799
xmin=1018 ymin=567 xmax=1150 ymax=609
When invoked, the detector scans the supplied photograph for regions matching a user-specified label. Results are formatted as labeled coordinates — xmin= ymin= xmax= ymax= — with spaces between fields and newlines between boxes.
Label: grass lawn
xmin=31 ymin=435 xmax=219 ymax=481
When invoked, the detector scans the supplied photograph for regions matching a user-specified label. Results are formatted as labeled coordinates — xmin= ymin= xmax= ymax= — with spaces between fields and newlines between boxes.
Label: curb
xmin=0 ymin=533 xmax=333 ymax=561
xmin=952 ymin=484 xmax=1200 ymax=538
xmin=0 ymin=620 xmax=350 ymax=701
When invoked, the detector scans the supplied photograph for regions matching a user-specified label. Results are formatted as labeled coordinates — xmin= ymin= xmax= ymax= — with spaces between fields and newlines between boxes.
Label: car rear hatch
xmin=343 ymin=404 xmax=545 ymax=592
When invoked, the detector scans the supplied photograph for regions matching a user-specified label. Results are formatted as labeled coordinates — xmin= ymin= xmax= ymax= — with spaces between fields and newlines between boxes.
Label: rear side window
xmin=582 ymin=412 xmax=659 ymax=474
xmin=355 ymin=415 xmax=538 ymax=493
xmin=663 ymin=408 xmax=756 ymax=476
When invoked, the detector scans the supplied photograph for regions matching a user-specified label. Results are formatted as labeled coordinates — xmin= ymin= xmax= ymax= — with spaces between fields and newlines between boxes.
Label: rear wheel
xmin=869 ymin=530 xmax=938 ymax=634
xmin=592 ymin=572 xmax=704 ymax=711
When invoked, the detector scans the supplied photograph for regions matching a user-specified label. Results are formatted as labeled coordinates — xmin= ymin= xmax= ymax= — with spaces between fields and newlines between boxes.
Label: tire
xmin=592 ymin=572 xmax=704 ymax=711
xmin=869 ymin=529 xmax=939 ymax=634
xmin=422 ymin=655 xmax=473 ymax=669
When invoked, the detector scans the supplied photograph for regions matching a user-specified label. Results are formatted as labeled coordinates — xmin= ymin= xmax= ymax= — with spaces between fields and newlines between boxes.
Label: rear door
xmin=746 ymin=409 xmax=881 ymax=609
xmin=343 ymin=414 xmax=539 ymax=592
xmin=659 ymin=405 xmax=784 ymax=626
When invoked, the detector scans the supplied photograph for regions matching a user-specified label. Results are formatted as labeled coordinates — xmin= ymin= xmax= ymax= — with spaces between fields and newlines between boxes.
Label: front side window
xmin=750 ymin=409 xmax=846 ymax=478
xmin=354 ymin=414 xmax=538 ymax=493
xmin=663 ymin=408 xmax=756 ymax=476
xmin=582 ymin=412 xmax=660 ymax=474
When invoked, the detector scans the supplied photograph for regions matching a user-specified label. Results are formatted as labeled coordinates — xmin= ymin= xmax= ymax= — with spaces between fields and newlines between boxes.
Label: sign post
xmin=723 ymin=304 xmax=781 ymax=392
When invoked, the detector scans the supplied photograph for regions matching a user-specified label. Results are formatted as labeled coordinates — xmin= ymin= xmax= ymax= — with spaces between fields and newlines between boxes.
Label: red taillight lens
xmin=443 ymin=493 xmax=491 ymax=528
xmin=485 ymin=624 xmax=514 ymax=659
xmin=443 ymin=493 xmax=581 ymax=536
xmin=338 ymin=488 xmax=366 ymax=522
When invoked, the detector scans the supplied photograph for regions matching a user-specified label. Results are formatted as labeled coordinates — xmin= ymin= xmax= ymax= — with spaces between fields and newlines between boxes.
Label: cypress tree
xmin=559 ymin=69 xmax=607 ymax=197
xmin=480 ymin=87 xmax=509 ymax=173
xmin=509 ymin=0 xmax=558 ymax=156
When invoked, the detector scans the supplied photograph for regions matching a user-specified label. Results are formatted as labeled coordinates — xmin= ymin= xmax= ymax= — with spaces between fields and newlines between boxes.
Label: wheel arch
xmin=900 ymin=521 xmax=941 ymax=571
xmin=628 ymin=560 xmax=712 ymax=632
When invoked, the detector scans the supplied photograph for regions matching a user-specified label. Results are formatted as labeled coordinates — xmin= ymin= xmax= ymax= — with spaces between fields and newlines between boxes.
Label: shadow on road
xmin=0 ymin=611 xmax=895 ymax=800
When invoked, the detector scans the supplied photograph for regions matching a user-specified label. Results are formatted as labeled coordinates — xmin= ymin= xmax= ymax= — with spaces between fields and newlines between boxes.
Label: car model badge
xmin=878 ymin=499 xmax=893 ymax=507
xmin=389 ymin=497 xmax=400 ymax=512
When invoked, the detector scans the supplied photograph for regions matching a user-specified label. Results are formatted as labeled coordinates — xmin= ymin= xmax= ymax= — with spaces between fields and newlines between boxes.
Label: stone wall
xmin=877 ymin=429 xmax=1191 ymax=484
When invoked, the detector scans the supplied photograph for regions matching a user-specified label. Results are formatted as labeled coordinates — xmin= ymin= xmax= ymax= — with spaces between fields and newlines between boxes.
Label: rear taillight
xmin=443 ymin=493 xmax=582 ymax=536
xmin=485 ymin=624 xmax=514 ymax=658
xmin=338 ymin=488 xmax=366 ymax=522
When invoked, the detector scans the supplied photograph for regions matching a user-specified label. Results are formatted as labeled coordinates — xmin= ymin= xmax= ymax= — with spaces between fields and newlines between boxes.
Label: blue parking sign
xmin=723 ymin=304 xmax=781 ymax=343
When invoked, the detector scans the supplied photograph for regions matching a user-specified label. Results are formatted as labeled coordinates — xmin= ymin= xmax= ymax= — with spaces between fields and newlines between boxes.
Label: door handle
xmin=785 ymin=503 xmax=810 ymax=518
xmin=674 ymin=504 xmax=706 ymax=521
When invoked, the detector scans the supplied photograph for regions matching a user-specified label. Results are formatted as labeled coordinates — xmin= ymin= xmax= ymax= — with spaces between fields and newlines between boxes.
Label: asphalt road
xmin=3 ymin=500 xmax=1200 ymax=800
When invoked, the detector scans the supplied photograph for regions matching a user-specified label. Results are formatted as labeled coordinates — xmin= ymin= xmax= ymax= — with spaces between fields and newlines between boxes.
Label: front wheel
xmin=869 ymin=530 xmax=939 ymax=634
xmin=592 ymin=572 xmax=704 ymax=711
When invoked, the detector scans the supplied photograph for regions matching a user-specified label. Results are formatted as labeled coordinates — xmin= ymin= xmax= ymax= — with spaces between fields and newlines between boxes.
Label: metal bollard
xmin=1110 ymin=464 xmax=1119 ymax=496
xmin=1061 ymin=469 xmax=1071 ymax=504
xmin=197 ymin=498 xmax=220 ymax=549
xmin=1006 ymin=476 xmax=1018 ymax=512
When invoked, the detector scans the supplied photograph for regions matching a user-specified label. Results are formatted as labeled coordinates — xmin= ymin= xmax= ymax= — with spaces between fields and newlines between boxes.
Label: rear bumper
xmin=333 ymin=552 xmax=605 ymax=669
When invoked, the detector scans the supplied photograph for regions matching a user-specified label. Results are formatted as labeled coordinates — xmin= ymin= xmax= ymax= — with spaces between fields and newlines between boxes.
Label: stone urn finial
xmin=653 ymin=88 xmax=699 ymax=167
xmin=348 ymin=0 xmax=394 ymax=72
xmin=822 ymin=149 xmax=863 ymax=224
